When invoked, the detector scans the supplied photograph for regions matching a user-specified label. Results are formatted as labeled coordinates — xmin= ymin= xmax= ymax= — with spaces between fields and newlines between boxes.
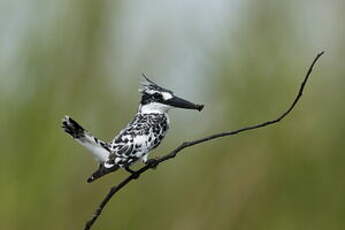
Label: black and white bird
xmin=62 ymin=75 xmax=204 ymax=183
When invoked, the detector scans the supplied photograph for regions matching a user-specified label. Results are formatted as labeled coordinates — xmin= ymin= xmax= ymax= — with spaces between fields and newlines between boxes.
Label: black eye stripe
xmin=153 ymin=93 xmax=162 ymax=99
xmin=141 ymin=92 xmax=165 ymax=105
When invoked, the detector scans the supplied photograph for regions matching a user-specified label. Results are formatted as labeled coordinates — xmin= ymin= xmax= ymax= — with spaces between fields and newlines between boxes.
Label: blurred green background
xmin=1 ymin=0 xmax=344 ymax=229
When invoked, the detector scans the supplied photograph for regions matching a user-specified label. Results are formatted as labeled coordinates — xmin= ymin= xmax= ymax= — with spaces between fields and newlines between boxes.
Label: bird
xmin=62 ymin=74 xmax=204 ymax=183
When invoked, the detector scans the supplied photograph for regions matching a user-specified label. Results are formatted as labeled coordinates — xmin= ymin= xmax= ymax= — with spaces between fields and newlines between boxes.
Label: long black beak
xmin=166 ymin=96 xmax=204 ymax=111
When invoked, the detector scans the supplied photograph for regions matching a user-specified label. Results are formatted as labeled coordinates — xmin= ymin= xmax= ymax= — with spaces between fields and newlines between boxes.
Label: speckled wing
xmin=106 ymin=125 xmax=150 ymax=167
xmin=105 ymin=140 xmax=134 ymax=168
xmin=106 ymin=113 xmax=169 ymax=168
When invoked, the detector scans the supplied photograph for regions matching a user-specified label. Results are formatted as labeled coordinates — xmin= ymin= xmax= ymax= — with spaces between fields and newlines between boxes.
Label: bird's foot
xmin=125 ymin=166 xmax=140 ymax=179
xmin=145 ymin=158 xmax=159 ymax=169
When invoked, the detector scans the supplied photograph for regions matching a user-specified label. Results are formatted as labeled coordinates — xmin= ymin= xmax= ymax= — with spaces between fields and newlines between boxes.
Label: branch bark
xmin=84 ymin=52 xmax=325 ymax=230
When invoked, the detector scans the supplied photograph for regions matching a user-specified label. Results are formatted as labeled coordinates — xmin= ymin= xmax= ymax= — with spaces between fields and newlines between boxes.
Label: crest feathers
xmin=139 ymin=73 xmax=171 ymax=94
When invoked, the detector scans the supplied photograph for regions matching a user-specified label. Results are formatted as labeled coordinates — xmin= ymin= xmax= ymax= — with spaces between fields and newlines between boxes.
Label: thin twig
xmin=84 ymin=52 xmax=325 ymax=230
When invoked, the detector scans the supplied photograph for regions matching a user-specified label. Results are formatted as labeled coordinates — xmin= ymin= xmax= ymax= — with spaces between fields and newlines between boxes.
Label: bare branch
xmin=84 ymin=52 xmax=325 ymax=230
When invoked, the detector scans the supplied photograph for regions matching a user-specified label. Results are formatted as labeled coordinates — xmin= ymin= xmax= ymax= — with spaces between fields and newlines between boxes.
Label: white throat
xmin=139 ymin=102 xmax=171 ymax=114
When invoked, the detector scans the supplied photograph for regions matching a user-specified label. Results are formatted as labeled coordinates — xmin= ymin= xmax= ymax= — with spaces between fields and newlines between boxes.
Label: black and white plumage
xmin=62 ymin=75 xmax=204 ymax=183
xmin=107 ymin=112 xmax=169 ymax=167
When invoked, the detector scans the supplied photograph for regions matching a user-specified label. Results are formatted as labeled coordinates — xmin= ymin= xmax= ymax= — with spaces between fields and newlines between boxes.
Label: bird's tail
xmin=87 ymin=164 xmax=120 ymax=183
xmin=61 ymin=116 xmax=110 ymax=162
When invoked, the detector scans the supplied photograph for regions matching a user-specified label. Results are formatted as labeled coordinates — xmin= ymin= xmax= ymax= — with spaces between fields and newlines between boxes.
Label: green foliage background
xmin=1 ymin=1 xmax=344 ymax=229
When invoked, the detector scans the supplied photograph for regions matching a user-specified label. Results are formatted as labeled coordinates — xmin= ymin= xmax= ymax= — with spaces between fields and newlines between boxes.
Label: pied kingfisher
xmin=62 ymin=75 xmax=204 ymax=183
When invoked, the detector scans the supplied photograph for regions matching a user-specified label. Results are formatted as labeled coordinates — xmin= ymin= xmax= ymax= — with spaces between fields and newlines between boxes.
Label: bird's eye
xmin=153 ymin=93 xmax=161 ymax=99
